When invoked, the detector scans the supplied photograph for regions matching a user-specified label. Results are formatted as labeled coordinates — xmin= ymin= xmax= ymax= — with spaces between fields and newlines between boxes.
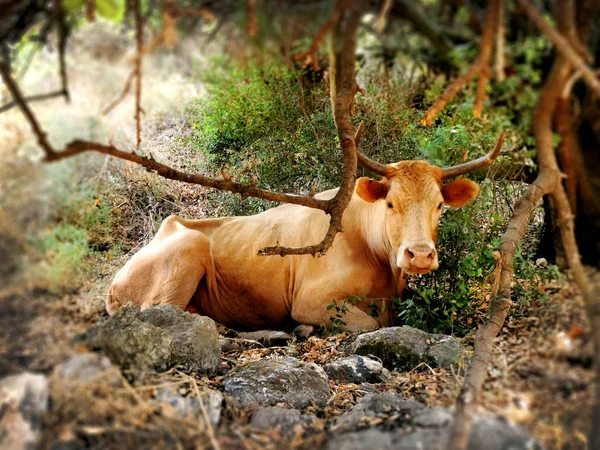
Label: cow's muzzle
xmin=397 ymin=243 xmax=439 ymax=274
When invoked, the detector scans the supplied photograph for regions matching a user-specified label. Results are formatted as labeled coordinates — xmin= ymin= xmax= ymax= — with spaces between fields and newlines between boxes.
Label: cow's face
xmin=356 ymin=161 xmax=479 ymax=275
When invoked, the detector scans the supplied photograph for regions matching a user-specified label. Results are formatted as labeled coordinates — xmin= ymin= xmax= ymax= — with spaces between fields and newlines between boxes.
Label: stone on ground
xmin=324 ymin=355 xmax=389 ymax=384
xmin=349 ymin=325 xmax=462 ymax=370
xmin=223 ymin=357 xmax=330 ymax=408
xmin=79 ymin=304 xmax=220 ymax=373
xmin=0 ymin=372 xmax=48 ymax=450
xmin=251 ymin=406 xmax=321 ymax=432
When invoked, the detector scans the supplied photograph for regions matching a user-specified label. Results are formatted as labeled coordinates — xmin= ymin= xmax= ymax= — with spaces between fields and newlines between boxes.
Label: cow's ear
xmin=356 ymin=177 xmax=389 ymax=203
xmin=442 ymin=178 xmax=479 ymax=207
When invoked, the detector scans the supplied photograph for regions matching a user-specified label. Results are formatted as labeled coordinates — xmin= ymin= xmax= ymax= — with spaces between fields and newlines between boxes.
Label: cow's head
xmin=354 ymin=132 xmax=503 ymax=275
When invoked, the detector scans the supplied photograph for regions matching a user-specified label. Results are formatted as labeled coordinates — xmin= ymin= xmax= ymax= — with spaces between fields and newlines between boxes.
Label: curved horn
xmin=442 ymin=131 xmax=504 ymax=179
xmin=354 ymin=121 xmax=388 ymax=176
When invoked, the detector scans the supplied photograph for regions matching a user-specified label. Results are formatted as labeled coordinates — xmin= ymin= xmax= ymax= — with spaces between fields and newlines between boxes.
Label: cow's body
xmin=107 ymin=161 xmax=479 ymax=331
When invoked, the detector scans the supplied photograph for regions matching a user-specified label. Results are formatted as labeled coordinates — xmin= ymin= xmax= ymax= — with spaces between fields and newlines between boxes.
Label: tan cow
xmin=106 ymin=151 xmax=496 ymax=332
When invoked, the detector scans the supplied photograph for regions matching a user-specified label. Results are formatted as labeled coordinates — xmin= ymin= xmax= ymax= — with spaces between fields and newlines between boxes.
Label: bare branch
xmin=293 ymin=1 xmax=347 ymax=71
xmin=474 ymin=0 xmax=500 ymax=118
xmin=376 ymin=0 xmax=393 ymax=33
xmin=134 ymin=0 xmax=143 ymax=149
xmin=261 ymin=0 xmax=365 ymax=256
xmin=0 ymin=54 xmax=334 ymax=211
xmin=102 ymin=68 xmax=136 ymax=115
xmin=420 ymin=59 xmax=482 ymax=126
xmin=493 ymin=0 xmax=505 ymax=81
xmin=54 ymin=0 xmax=70 ymax=102
xmin=0 ymin=90 xmax=66 ymax=114
xmin=246 ymin=0 xmax=258 ymax=37
xmin=0 ymin=60 xmax=55 ymax=156
xmin=515 ymin=0 xmax=600 ymax=98
xmin=442 ymin=131 xmax=504 ymax=179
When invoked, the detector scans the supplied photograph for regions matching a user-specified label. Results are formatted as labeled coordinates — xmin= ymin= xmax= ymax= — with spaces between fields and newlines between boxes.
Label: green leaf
xmin=96 ymin=0 xmax=125 ymax=21
xmin=62 ymin=0 xmax=84 ymax=13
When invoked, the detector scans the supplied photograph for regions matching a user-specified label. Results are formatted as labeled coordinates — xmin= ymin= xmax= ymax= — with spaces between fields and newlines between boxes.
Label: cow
xmin=106 ymin=142 xmax=500 ymax=332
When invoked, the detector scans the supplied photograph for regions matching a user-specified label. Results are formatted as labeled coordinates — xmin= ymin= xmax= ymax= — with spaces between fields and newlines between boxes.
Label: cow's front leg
xmin=291 ymin=297 xmax=379 ymax=332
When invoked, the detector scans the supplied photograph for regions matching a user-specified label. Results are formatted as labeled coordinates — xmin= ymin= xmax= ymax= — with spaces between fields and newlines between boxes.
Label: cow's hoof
xmin=293 ymin=324 xmax=318 ymax=340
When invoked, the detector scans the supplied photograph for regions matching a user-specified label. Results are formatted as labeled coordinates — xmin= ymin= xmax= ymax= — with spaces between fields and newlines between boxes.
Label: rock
xmin=325 ymin=428 xmax=396 ymax=450
xmin=328 ymin=408 xmax=541 ymax=450
xmin=411 ymin=407 xmax=453 ymax=427
xmin=349 ymin=326 xmax=462 ymax=371
xmin=324 ymin=355 xmax=389 ymax=384
xmin=334 ymin=391 xmax=424 ymax=429
xmin=154 ymin=386 xmax=223 ymax=426
xmin=53 ymin=353 xmax=120 ymax=386
xmin=223 ymin=357 xmax=330 ymax=408
xmin=79 ymin=304 xmax=220 ymax=373
xmin=237 ymin=330 xmax=294 ymax=347
xmin=0 ymin=372 xmax=49 ymax=450
xmin=251 ymin=406 xmax=321 ymax=432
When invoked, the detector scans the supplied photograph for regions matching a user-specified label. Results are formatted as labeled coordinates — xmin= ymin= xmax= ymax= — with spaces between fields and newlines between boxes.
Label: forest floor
xmin=0 ymin=22 xmax=596 ymax=450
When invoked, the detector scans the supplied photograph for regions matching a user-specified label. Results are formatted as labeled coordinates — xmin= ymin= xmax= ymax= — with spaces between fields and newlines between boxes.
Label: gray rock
xmin=411 ymin=407 xmax=453 ymax=427
xmin=53 ymin=353 xmax=120 ymax=386
xmin=349 ymin=326 xmax=462 ymax=371
xmin=251 ymin=406 xmax=321 ymax=432
xmin=154 ymin=386 xmax=223 ymax=426
xmin=80 ymin=304 xmax=220 ymax=373
xmin=325 ymin=428 xmax=396 ymax=450
xmin=334 ymin=391 xmax=424 ymax=429
xmin=223 ymin=357 xmax=330 ymax=408
xmin=328 ymin=409 xmax=541 ymax=450
xmin=325 ymin=355 xmax=389 ymax=384
xmin=0 ymin=372 xmax=49 ymax=450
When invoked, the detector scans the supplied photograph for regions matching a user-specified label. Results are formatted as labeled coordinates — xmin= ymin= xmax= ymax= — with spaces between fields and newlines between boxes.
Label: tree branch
xmin=420 ymin=59 xmax=482 ymax=126
xmin=515 ymin=0 xmax=600 ymax=98
xmin=54 ymin=0 xmax=70 ymax=102
xmin=474 ymin=0 xmax=500 ymax=118
xmin=261 ymin=0 xmax=365 ymax=256
xmin=102 ymin=68 xmax=136 ymax=115
xmin=449 ymin=2 xmax=600 ymax=447
xmin=134 ymin=0 xmax=143 ymax=149
xmin=0 ymin=90 xmax=66 ymax=114
xmin=293 ymin=0 xmax=348 ymax=71
xmin=493 ymin=0 xmax=505 ymax=81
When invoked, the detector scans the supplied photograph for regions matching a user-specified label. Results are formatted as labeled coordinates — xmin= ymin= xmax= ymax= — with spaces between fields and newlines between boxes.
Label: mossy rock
xmin=348 ymin=326 xmax=462 ymax=371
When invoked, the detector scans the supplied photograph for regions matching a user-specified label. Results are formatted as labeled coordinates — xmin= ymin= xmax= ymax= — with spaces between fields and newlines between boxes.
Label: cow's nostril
xmin=428 ymin=251 xmax=435 ymax=260
xmin=406 ymin=249 xmax=415 ymax=259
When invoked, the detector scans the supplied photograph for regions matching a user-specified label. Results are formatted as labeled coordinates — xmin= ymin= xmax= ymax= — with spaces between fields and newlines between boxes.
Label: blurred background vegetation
xmin=1 ymin=0 xmax=597 ymax=335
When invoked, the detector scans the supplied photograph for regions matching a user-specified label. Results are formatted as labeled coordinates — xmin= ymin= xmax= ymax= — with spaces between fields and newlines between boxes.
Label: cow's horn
xmin=441 ymin=131 xmax=504 ymax=179
xmin=354 ymin=121 xmax=388 ymax=176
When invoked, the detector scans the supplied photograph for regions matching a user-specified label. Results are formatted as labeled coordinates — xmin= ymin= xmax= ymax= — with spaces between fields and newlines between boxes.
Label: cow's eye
xmin=437 ymin=202 xmax=443 ymax=210
xmin=387 ymin=202 xmax=393 ymax=209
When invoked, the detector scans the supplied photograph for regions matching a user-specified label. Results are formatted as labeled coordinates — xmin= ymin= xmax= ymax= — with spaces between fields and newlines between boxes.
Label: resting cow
xmin=107 ymin=147 xmax=499 ymax=331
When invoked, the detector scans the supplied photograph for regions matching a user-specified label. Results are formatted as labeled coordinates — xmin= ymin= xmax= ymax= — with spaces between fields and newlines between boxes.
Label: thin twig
xmin=474 ymin=0 xmax=500 ymax=118
xmin=134 ymin=0 xmax=143 ymax=149
xmin=54 ymin=0 xmax=70 ymax=102
xmin=246 ymin=0 xmax=258 ymax=37
xmin=493 ymin=0 xmax=505 ymax=81
xmin=102 ymin=68 xmax=136 ymax=115
xmin=0 ymin=90 xmax=66 ymax=114
xmin=376 ymin=0 xmax=393 ymax=33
